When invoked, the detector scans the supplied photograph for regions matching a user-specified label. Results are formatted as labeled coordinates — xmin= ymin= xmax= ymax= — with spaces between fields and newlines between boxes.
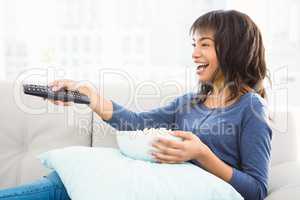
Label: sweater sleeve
xmin=229 ymin=99 xmax=272 ymax=200
xmin=103 ymin=94 xmax=190 ymax=130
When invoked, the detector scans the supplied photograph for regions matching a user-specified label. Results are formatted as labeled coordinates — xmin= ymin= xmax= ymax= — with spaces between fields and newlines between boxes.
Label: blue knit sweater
xmin=104 ymin=92 xmax=272 ymax=200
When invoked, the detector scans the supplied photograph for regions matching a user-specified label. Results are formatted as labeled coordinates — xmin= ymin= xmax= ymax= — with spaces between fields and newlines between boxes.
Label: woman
xmin=0 ymin=10 xmax=271 ymax=200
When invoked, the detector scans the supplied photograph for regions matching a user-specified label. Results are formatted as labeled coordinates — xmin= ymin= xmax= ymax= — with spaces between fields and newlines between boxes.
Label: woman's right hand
xmin=47 ymin=79 xmax=98 ymax=108
xmin=47 ymin=79 xmax=113 ymax=121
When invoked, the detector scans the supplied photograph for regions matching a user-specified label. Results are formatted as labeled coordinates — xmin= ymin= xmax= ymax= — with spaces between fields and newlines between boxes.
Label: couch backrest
xmin=270 ymin=110 xmax=298 ymax=165
xmin=0 ymin=81 xmax=92 ymax=189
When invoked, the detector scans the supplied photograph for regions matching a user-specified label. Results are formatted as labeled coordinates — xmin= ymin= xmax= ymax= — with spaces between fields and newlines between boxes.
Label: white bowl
xmin=116 ymin=128 xmax=182 ymax=162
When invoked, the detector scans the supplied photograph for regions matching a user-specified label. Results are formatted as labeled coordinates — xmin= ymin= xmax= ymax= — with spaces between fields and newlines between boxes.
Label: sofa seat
xmin=266 ymin=161 xmax=300 ymax=199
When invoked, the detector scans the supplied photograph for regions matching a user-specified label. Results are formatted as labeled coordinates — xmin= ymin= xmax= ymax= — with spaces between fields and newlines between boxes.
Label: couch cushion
xmin=0 ymin=81 xmax=92 ymax=189
xmin=268 ymin=161 xmax=300 ymax=194
xmin=265 ymin=185 xmax=300 ymax=200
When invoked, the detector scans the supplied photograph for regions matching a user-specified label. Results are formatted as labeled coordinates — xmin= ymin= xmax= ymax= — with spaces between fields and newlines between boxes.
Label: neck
xmin=205 ymin=86 xmax=232 ymax=109
xmin=210 ymin=86 xmax=229 ymax=100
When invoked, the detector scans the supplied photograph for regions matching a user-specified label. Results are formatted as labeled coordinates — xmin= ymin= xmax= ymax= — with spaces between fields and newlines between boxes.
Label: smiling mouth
xmin=197 ymin=63 xmax=209 ymax=70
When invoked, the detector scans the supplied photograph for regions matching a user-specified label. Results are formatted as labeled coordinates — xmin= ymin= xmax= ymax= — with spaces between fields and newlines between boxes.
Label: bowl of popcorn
xmin=116 ymin=128 xmax=182 ymax=162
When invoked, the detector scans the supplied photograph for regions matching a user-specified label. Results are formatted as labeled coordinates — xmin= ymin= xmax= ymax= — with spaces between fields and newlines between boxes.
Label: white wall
xmin=2 ymin=0 xmax=299 ymax=86
xmin=0 ymin=0 xmax=221 ymax=81
xmin=0 ymin=0 xmax=5 ymax=80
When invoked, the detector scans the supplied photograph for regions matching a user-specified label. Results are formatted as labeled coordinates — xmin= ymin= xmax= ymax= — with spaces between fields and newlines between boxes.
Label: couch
xmin=0 ymin=80 xmax=299 ymax=199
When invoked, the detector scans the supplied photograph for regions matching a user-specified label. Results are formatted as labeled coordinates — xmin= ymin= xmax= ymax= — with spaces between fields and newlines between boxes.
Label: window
xmin=1 ymin=0 xmax=224 ymax=82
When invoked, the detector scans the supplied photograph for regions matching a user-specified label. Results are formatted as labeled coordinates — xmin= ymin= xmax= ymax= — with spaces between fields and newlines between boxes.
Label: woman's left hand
xmin=151 ymin=130 xmax=210 ymax=164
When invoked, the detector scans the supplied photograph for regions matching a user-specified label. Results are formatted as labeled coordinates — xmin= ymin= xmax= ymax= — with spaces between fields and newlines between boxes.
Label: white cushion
xmin=38 ymin=146 xmax=243 ymax=200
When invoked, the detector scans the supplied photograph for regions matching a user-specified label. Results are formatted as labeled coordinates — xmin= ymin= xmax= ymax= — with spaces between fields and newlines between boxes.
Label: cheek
xmin=205 ymin=65 xmax=218 ymax=79
xmin=210 ymin=61 xmax=219 ymax=72
xmin=210 ymin=50 xmax=218 ymax=63
xmin=204 ymin=56 xmax=219 ymax=79
xmin=208 ymin=52 xmax=219 ymax=71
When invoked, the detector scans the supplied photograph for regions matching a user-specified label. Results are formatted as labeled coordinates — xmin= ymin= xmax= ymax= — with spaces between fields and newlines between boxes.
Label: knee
xmin=45 ymin=171 xmax=65 ymax=190
xmin=45 ymin=171 xmax=71 ymax=200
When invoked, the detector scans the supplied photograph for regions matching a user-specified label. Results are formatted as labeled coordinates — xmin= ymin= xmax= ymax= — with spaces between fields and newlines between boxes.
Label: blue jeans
xmin=0 ymin=171 xmax=70 ymax=200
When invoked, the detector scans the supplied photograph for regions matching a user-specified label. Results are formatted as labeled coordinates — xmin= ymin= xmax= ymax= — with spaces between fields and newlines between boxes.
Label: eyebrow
xmin=192 ymin=37 xmax=215 ymax=42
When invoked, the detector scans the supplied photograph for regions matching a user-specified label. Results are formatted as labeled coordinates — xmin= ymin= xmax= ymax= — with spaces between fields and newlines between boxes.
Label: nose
xmin=192 ymin=47 xmax=201 ymax=61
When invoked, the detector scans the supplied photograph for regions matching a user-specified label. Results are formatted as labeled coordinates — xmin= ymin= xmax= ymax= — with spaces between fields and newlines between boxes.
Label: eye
xmin=201 ymin=43 xmax=209 ymax=47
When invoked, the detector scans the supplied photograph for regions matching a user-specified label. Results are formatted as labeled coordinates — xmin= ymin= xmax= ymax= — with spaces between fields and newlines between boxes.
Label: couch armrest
xmin=266 ymin=161 xmax=300 ymax=200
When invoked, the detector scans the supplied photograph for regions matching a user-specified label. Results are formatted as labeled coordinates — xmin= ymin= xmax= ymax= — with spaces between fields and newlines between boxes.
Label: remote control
xmin=23 ymin=84 xmax=90 ymax=105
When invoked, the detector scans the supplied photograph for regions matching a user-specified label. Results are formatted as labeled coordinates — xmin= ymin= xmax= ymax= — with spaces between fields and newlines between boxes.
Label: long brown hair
xmin=190 ymin=10 xmax=270 ymax=105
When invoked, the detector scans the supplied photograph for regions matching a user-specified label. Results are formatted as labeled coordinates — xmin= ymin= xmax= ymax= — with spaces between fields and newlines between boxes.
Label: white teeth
xmin=197 ymin=63 xmax=209 ymax=70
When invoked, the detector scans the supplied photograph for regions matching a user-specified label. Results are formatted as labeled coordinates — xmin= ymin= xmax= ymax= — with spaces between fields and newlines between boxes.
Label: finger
xmin=152 ymin=152 xmax=180 ymax=163
xmin=152 ymin=142 xmax=181 ymax=156
xmin=56 ymin=80 xmax=74 ymax=91
xmin=49 ymin=100 xmax=60 ymax=105
xmin=54 ymin=100 xmax=65 ymax=106
xmin=48 ymin=81 xmax=61 ymax=91
xmin=155 ymin=137 xmax=184 ymax=149
xmin=158 ymin=159 xmax=183 ymax=164
xmin=49 ymin=79 xmax=75 ymax=91
xmin=63 ymin=101 xmax=73 ymax=106
xmin=47 ymin=99 xmax=60 ymax=105
xmin=48 ymin=80 xmax=62 ymax=90
xmin=171 ymin=131 xmax=193 ymax=140
xmin=55 ymin=100 xmax=74 ymax=106
xmin=48 ymin=100 xmax=65 ymax=106
xmin=47 ymin=99 xmax=54 ymax=104
xmin=48 ymin=80 xmax=58 ymax=87
xmin=155 ymin=159 xmax=177 ymax=164
xmin=75 ymin=81 xmax=92 ymax=92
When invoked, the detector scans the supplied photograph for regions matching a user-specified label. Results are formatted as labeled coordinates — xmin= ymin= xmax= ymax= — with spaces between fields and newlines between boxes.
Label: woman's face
xmin=192 ymin=31 xmax=219 ymax=82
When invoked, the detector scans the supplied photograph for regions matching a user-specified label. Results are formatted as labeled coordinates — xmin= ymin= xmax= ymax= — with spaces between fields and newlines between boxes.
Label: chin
xmin=197 ymin=76 xmax=210 ymax=82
